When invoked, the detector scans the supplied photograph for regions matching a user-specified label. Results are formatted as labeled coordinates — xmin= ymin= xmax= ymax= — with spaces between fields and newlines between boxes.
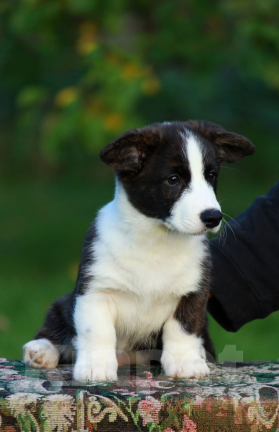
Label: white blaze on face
xmin=167 ymin=132 xmax=221 ymax=234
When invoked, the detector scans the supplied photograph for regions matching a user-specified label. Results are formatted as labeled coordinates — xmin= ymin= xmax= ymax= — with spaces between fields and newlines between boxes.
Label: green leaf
xmin=17 ymin=86 xmax=47 ymax=108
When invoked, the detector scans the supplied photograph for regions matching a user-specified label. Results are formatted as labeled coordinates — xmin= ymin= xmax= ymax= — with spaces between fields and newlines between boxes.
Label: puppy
xmin=23 ymin=120 xmax=254 ymax=381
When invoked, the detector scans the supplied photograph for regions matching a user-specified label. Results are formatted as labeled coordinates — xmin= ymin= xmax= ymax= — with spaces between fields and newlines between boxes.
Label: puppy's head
xmin=100 ymin=121 xmax=254 ymax=235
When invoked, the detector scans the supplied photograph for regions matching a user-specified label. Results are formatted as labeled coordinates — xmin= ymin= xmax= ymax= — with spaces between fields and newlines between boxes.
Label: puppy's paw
xmin=23 ymin=338 xmax=59 ymax=369
xmin=161 ymin=351 xmax=209 ymax=379
xmin=74 ymin=351 xmax=118 ymax=382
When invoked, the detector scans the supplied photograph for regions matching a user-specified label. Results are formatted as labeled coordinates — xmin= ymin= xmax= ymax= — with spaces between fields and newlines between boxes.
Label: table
xmin=1 ymin=358 xmax=279 ymax=431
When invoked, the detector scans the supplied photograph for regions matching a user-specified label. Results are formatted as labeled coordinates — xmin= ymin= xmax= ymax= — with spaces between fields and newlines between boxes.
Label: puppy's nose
xmin=200 ymin=209 xmax=222 ymax=229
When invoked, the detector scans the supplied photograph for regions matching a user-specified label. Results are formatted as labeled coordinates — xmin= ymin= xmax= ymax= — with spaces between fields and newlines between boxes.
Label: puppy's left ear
xmin=188 ymin=120 xmax=255 ymax=163
xmin=100 ymin=127 xmax=161 ymax=172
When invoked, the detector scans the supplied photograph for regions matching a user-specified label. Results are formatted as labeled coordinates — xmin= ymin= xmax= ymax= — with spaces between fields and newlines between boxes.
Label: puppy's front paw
xmin=23 ymin=339 xmax=59 ymax=369
xmin=74 ymin=351 xmax=118 ymax=382
xmin=161 ymin=351 xmax=209 ymax=379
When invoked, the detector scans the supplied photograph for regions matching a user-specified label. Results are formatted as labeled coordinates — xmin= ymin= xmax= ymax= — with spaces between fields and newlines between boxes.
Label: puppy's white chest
xmin=90 ymin=201 xmax=207 ymax=297
xmin=113 ymin=244 xmax=201 ymax=295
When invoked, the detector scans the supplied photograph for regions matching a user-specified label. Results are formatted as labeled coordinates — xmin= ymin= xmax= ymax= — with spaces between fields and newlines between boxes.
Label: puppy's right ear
xmin=187 ymin=120 xmax=255 ymax=163
xmin=100 ymin=127 xmax=161 ymax=172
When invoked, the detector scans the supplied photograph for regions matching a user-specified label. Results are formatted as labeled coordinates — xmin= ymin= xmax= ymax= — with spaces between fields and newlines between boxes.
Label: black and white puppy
xmin=23 ymin=120 xmax=254 ymax=381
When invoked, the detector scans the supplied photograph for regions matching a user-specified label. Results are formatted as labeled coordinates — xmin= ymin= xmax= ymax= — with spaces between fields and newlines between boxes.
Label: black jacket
xmin=208 ymin=181 xmax=279 ymax=332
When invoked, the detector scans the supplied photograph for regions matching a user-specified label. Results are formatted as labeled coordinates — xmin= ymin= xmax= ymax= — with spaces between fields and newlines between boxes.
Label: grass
xmin=1 ymin=166 xmax=278 ymax=361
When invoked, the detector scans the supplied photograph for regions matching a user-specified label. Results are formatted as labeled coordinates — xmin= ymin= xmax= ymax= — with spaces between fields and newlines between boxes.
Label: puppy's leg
xmin=73 ymin=291 xmax=118 ymax=382
xmin=161 ymin=290 xmax=210 ymax=379
xmin=23 ymin=293 xmax=75 ymax=369
xmin=161 ymin=319 xmax=209 ymax=378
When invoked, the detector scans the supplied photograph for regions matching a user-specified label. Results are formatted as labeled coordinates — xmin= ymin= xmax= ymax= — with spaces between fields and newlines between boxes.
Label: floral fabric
xmin=1 ymin=359 xmax=279 ymax=431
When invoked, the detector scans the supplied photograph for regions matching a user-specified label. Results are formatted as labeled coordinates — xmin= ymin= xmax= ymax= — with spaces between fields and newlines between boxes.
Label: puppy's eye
xmin=167 ymin=174 xmax=180 ymax=185
xmin=208 ymin=170 xmax=218 ymax=180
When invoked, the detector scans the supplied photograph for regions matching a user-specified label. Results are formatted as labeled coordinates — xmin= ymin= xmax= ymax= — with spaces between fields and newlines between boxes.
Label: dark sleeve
xmin=207 ymin=181 xmax=279 ymax=332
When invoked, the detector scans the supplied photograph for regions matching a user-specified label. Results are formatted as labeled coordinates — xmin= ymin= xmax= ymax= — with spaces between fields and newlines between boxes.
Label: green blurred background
xmin=1 ymin=0 xmax=279 ymax=362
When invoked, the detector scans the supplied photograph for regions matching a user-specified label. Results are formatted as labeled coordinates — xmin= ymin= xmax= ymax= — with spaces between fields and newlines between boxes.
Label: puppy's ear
xmin=100 ymin=127 xmax=161 ymax=172
xmin=187 ymin=120 xmax=255 ymax=163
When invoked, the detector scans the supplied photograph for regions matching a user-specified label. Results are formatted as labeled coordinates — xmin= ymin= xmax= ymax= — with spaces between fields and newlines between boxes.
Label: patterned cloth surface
xmin=1 ymin=359 xmax=279 ymax=431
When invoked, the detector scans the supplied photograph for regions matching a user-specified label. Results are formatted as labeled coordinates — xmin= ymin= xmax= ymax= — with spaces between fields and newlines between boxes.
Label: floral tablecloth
xmin=1 ymin=358 xmax=279 ymax=431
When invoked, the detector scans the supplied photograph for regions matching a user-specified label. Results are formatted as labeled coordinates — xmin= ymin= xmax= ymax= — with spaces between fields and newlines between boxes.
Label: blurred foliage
xmin=1 ymin=0 xmax=279 ymax=175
